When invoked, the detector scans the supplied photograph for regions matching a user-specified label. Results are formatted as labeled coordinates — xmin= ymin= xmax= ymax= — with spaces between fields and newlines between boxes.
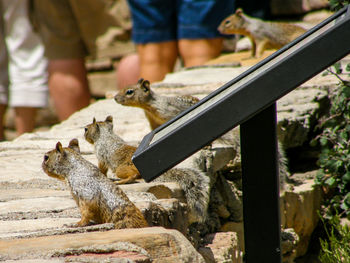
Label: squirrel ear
xmin=236 ymin=8 xmax=243 ymax=15
xmin=137 ymin=78 xmax=144 ymax=84
xmin=56 ymin=142 xmax=64 ymax=154
xmin=142 ymin=80 xmax=150 ymax=92
xmin=105 ymin=115 xmax=113 ymax=123
xmin=68 ymin=139 xmax=80 ymax=153
xmin=93 ymin=117 xmax=96 ymax=124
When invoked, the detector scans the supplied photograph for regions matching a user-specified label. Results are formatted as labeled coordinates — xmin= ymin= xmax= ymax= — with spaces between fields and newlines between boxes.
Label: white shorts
xmin=0 ymin=0 xmax=48 ymax=108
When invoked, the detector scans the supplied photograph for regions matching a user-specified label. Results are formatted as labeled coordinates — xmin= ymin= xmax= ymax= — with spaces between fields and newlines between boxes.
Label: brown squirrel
xmin=218 ymin=8 xmax=306 ymax=57
xmin=114 ymin=78 xmax=199 ymax=130
xmin=42 ymin=139 xmax=148 ymax=228
xmin=85 ymin=116 xmax=211 ymax=224
xmin=84 ymin=116 xmax=141 ymax=184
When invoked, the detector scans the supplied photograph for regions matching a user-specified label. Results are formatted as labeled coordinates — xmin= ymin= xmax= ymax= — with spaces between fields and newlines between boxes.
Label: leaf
xmin=342 ymin=172 xmax=350 ymax=184
xmin=325 ymin=177 xmax=337 ymax=188
xmin=310 ymin=138 xmax=318 ymax=147
xmin=342 ymin=85 xmax=350 ymax=97
xmin=315 ymin=170 xmax=325 ymax=184
xmin=344 ymin=192 xmax=350 ymax=207
xmin=333 ymin=62 xmax=343 ymax=74
xmin=320 ymin=137 xmax=329 ymax=146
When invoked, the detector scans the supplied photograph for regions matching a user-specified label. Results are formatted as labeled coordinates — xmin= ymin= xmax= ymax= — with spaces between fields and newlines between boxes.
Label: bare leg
xmin=116 ymin=53 xmax=140 ymax=90
xmin=0 ymin=104 xmax=7 ymax=141
xmin=48 ymin=59 xmax=91 ymax=121
xmin=179 ymin=38 xmax=223 ymax=67
xmin=136 ymin=41 xmax=178 ymax=82
xmin=14 ymin=107 xmax=37 ymax=136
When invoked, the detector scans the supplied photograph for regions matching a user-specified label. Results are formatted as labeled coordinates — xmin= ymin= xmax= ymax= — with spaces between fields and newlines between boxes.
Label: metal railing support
xmin=240 ymin=103 xmax=281 ymax=262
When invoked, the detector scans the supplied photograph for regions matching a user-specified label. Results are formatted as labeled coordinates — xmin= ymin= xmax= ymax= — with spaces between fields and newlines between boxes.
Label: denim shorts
xmin=127 ymin=0 xmax=235 ymax=43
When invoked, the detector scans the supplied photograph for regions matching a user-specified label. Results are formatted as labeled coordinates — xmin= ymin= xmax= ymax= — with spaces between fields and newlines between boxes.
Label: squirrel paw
xmin=114 ymin=175 xmax=140 ymax=185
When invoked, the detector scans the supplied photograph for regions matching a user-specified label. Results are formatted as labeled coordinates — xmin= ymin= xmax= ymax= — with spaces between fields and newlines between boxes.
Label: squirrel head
xmin=114 ymin=78 xmax=152 ymax=108
xmin=84 ymin=116 xmax=114 ymax=144
xmin=217 ymin=8 xmax=246 ymax=34
xmin=42 ymin=139 xmax=81 ymax=181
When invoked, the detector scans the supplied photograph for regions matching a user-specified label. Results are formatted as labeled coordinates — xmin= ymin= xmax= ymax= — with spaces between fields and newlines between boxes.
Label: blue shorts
xmin=127 ymin=0 xmax=235 ymax=43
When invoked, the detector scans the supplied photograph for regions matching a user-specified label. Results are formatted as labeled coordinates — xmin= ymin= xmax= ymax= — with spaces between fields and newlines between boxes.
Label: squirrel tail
xmin=155 ymin=168 xmax=210 ymax=224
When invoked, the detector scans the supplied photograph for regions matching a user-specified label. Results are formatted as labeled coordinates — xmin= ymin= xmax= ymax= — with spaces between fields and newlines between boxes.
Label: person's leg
xmin=14 ymin=107 xmax=37 ymax=136
xmin=33 ymin=0 xmax=91 ymax=120
xmin=3 ymin=0 xmax=48 ymax=137
xmin=127 ymin=0 xmax=178 ymax=82
xmin=177 ymin=0 xmax=234 ymax=67
xmin=0 ymin=105 xmax=6 ymax=141
xmin=116 ymin=53 xmax=140 ymax=90
xmin=179 ymin=38 xmax=223 ymax=67
xmin=0 ymin=1 xmax=8 ymax=141
xmin=136 ymin=41 xmax=178 ymax=82
xmin=48 ymin=59 xmax=91 ymax=120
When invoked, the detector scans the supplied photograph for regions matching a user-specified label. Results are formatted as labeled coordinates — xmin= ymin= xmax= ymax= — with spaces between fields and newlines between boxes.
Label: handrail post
xmin=240 ymin=103 xmax=282 ymax=262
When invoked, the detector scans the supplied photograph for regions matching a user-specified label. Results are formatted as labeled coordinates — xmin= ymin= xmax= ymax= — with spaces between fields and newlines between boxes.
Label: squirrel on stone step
xmin=42 ymin=139 xmax=148 ymax=228
xmin=218 ymin=8 xmax=306 ymax=57
xmin=84 ymin=115 xmax=141 ymax=185
xmin=114 ymin=78 xmax=199 ymax=130
xmin=85 ymin=116 xmax=211 ymax=223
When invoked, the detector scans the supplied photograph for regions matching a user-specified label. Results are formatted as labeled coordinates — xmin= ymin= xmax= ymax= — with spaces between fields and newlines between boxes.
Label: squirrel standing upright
xmin=84 ymin=115 xmax=141 ymax=184
xmin=42 ymin=139 xmax=148 ymax=228
xmin=114 ymin=78 xmax=199 ymax=130
xmin=218 ymin=8 xmax=306 ymax=57
xmin=84 ymin=115 xmax=211 ymax=223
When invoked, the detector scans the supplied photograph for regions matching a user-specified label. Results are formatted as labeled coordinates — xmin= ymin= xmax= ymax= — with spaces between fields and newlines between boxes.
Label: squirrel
xmin=84 ymin=116 xmax=211 ymax=223
xmin=42 ymin=139 xmax=148 ymax=228
xmin=218 ymin=8 xmax=306 ymax=58
xmin=114 ymin=78 xmax=199 ymax=130
xmin=84 ymin=115 xmax=141 ymax=185
xmin=155 ymin=168 xmax=210 ymax=224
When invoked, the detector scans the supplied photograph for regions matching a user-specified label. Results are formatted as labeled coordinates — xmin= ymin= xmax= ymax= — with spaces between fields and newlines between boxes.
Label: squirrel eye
xmin=84 ymin=127 xmax=88 ymax=132
xmin=126 ymin=89 xmax=134 ymax=96
xmin=225 ymin=20 xmax=230 ymax=25
xmin=44 ymin=155 xmax=49 ymax=162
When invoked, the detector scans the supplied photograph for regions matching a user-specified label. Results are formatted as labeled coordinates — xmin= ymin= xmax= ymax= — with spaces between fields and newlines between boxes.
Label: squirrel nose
xmin=84 ymin=127 xmax=88 ymax=133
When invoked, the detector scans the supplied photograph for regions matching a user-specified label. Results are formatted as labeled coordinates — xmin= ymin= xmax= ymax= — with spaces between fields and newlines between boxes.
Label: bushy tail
xmin=155 ymin=168 xmax=210 ymax=224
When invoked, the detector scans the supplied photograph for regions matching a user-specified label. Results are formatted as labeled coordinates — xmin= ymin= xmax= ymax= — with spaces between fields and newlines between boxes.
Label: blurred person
xmin=32 ymin=0 xmax=135 ymax=120
xmin=0 ymin=0 xmax=48 ymax=140
xmin=116 ymin=0 xmax=235 ymax=89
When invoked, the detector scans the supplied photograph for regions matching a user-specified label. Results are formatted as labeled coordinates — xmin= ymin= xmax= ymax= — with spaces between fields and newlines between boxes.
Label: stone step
xmin=0 ymin=227 xmax=205 ymax=263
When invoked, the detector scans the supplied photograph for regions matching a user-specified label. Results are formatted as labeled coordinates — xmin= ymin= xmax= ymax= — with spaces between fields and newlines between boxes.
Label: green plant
xmin=319 ymin=214 xmax=350 ymax=262
xmin=313 ymin=62 xmax=350 ymax=219
xmin=329 ymin=0 xmax=350 ymax=11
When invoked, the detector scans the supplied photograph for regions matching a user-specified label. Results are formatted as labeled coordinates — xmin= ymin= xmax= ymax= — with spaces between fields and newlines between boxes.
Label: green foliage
xmin=314 ymin=62 xmax=350 ymax=219
xmin=319 ymin=214 xmax=350 ymax=262
xmin=329 ymin=0 xmax=350 ymax=11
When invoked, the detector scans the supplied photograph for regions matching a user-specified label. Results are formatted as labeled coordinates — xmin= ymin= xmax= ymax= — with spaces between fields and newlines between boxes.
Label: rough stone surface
xmin=199 ymin=232 xmax=243 ymax=263
xmin=280 ymin=180 xmax=323 ymax=257
xmin=0 ymin=227 xmax=205 ymax=263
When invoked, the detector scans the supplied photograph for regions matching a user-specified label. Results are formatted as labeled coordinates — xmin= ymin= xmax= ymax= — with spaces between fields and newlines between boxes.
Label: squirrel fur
xmin=114 ymin=78 xmax=199 ymax=130
xmin=42 ymin=139 xmax=148 ymax=228
xmin=218 ymin=8 xmax=306 ymax=57
xmin=84 ymin=115 xmax=141 ymax=184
